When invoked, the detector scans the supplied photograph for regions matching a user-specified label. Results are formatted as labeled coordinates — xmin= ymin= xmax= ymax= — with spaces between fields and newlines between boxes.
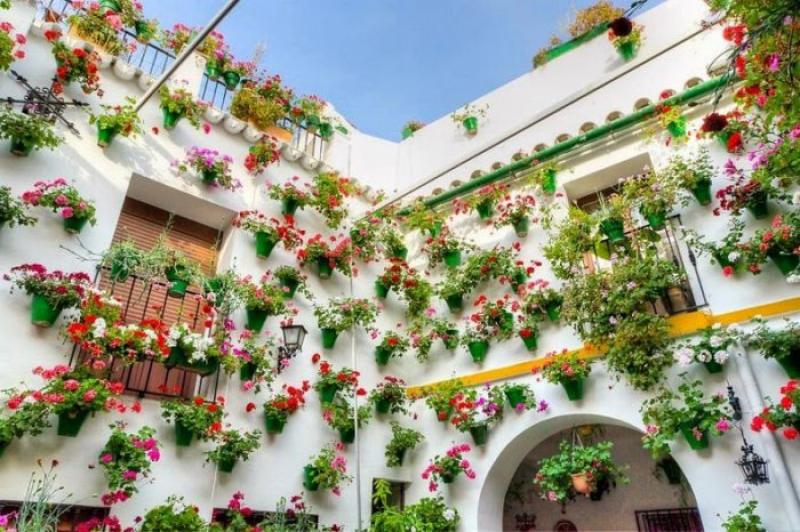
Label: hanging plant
xmin=542 ymin=207 xmax=596 ymax=278
xmin=595 ymin=194 xmax=628 ymax=245
xmin=272 ymin=265 xmax=312 ymax=300
xmin=244 ymin=137 xmax=281 ymax=175
xmin=262 ymin=382 xmax=309 ymax=434
xmin=401 ymin=120 xmax=425 ymax=139
xmin=454 ymin=183 xmax=509 ymax=221
xmin=147 ymin=236 xmax=203 ymax=298
xmin=65 ymin=4 xmax=126 ymax=55
xmin=68 ymin=315 xmax=171 ymax=367
xmin=50 ymin=41 xmax=101 ymax=95
xmin=234 ymin=331 xmax=276 ymax=391
xmin=450 ymin=384 xmax=505 ymax=446
xmin=715 ymin=171 xmax=772 ymax=220
xmin=660 ymin=148 xmax=716 ymax=207
xmin=322 ymin=398 xmax=371 ymax=445
xmin=522 ymin=281 xmax=563 ymax=322
xmin=607 ymin=17 xmax=644 ymax=61
xmin=422 ymin=444 xmax=476 ymax=491
xmin=620 ymin=167 xmax=679 ymax=230
xmin=309 ymin=172 xmax=357 ymax=228
xmin=494 ymin=193 xmax=536 ymax=237
xmin=21 ymin=178 xmax=97 ymax=234
xmin=0 ymin=21 xmax=26 ymax=71
xmin=402 ymin=198 xmax=445 ymax=237
xmin=88 ymin=97 xmax=143 ymax=148
xmin=303 ymin=443 xmax=352 ymax=494
xmin=98 ymin=423 xmax=160 ymax=506
xmin=744 ymin=213 xmax=800 ymax=278
xmin=384 ymin=421 xmax=424 ymax=467
xmin=541 ymin=349 xmax=593 ymax=401
xmin=5 ymin=263 xmax=91 ymax=327
xmin=515 ymin=313 xmax=542 ymax=352
xmin=349 ymin=215 xmax=383 ymax=262
xmin=232 ymin=211 xmax=304 ymax=260
xmin=379 ymin=224 xmax=408 ymax=260
xmin=682 ymin=218 xmax=748 ymax=276
xmin=700 ymin=111 xmax=748 ymax=154
xmin=654 ymin=96 xmax=687 ymax=140
xmin=268 ymin=179 xmax=310 ymax=221
xmin=160 ymin=396 xmax=224 ymax=447
xmin=312 ymin=360 xmax=359 ymax=404
xmin=176 ymin=146 xmax=240 ymax=191
xmin=234 ymin=274 xmax=294 ymax=333
xmin=373 ymin=331 xmax=411 ymax=365
xmin=746 ymin=318 xmax=800 ymax=378
xmin=0 ymin=186 xmax=37 ymax=229
xmin=529 ymin=163 xmax=559 ymax=195
xmin=0 ymin=106 xmax=63 ymax=156
xmin=205 ymin=428 xmax=262 ymax=473
xmin=422 ymin=379 xmax=467 ymax=423
xmin=450 ymin=103 xmax=488 ymax=136
xmin=139 ymin=496 xmax=207 ymax=530
xmin=158 ymin=85 xmax=206 ymax=130
xmin=498 ymin=382 xmax=538 ymax=412
xmin=296 ymin=234 xmax=353 ymax=278
xmin=751 ymin=380 xmax=800 ymax=441
xmin=721 ymin=500 xmax=765 ymax=532
xmin=313 ymin=297 xmax=378 ymax=348
xmin=423 ymin=230 xmax=471 ymax=269
xmin=674 ymin=323 xmax=741 ymax=374
xmin=368 ymin=376 xmax=409 ymax=415
xmin=165 ymin=323 xmax=222 ymax=375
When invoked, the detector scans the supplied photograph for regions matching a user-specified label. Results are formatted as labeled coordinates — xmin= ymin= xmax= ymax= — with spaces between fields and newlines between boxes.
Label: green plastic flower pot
xmin=617 ymin=41 xmax=637 ymax=61
xmin=560 ymin=377 xmax=584 ymax=401
xmin=691 ymin=179 xmax=713 ymax=206
xmin=134 ymin=20 xmax=151 ymax=40
xmin=109 ymin=261 xmax=130 ymax=283
xmin=187 ymin=357 xmax=219 ymax=377
xmin=510 ymin=269 xmax=528 ymax=292
xmin=246 ymin=307 xmax=269 ymax=332
xmin=318 ymin=383 xmax=338 ymax=404
xmin=746 ymin=191 xmax=769 ymax=220
xmin=30 ymin=294 xmax=61 ymax=327
xmin=165 ymin=346 xmax=187 ymax=367
xmin=541 ymin=168 xmax=557 ymax=194
xmin=96 ymin=125 xmax=119 ymax=148
xmin=392 ymin=448 xmax=407 ymax=466
xmin=679 ymin=422 xmax=709 ymax=450
xmin=767 ymin=249 xmax=799 ymax=276
xmin=374 ymin=280 xmax=390 ymax=298
xmin=504 ymin=387 xmax=525 ymax=409
xmin=204 ymin=278 xmax=223 ymax=295
xmin=239 ymin=361 xmax=256 ymax=381
xmin=303 ymin=465 xmax=320 ymax=491
xmin=161 ymin=108 xmax=183 ymax=130
xmin=254 ymin=231 xmax=278 ymax=259
xmin=468 ymin=340 xmax=489 ymax=363
xmin=205 ymin=62 xmax=221 ymax=79
xmin=222 ymin=70 xmax=241 ymax=90
xmin=545 ymin=302 xmax=562 ymax=322
xmin=390 ymin=245 xmax=408 ymax=260
xmin=317 ymin=258 xmax=334 ymax=279
xmin=513 ymin=218 xmax=529 ymax=237
xmin=265 ymin=413 xmax=287 ymax=434
xmin=445 ymin=294 xmax=464 ymax=313
xmin=375 ymin=346 xmax=391 ymax=365
xmin=703 ymin=360 xmax=723 ymax=374
xmin=63 ymin=216 xmax=88 ymax=234
xmin=443 ymin=249 xmax=462 ymax=268
xmin=282 ymin=198 xmax=300 ymax=216
xmin=217 ymin=457 xmax=236 ymax=473
xmin=442 ymin=330 xmax=459 ymax=350
xmin=462 ymin=116 xmax=478 ymax=135
xmin=200 ymin=168 xmax=218 ymax=185
xmin=717 ymin=131 xmax=731 ymax=150
xmin=643 ymin=209 xmax=667 ymax=231
xmin=9 ymin=137 xmax=32 ymax=156
xmin=520 ymin=332 xmax=538 ymax=352
xmin=599 ymin=217 xmax=626 ymax=244
xmin=279 ymin=277 xmax=299 ymax=298
xmin=174 ymin=419 xmax=193 ymax=446
xmin=428 ymin=221 xmax=443 ymax=237
xmin=469 ymin=424 xmax=489 ymax=446
xmin=476 ymin=200 xmax=493 ymax=220
xmin=440 ymin=471 xmax=458 ymax=484
xmin=339 ymin=427 xmax=355 ymax=444
xmin=318 ymin=122 xmax=334 ymax=139
xmin=57 ymin=410 xmax=89 ymax=437
xmin=666 ymin=118 xmax=686 ymax=138
xmin=374 ymin=397 xmax=391 ymax=414
xmin=777 ymin=350 xmax=800 ymax=379
xmin=321 ymin=328 xmax=338 ymax=349
xmin=401 ymin=126 xmax=413 ymax=139
xmin=165 ymin=267 xmax=188 ymax=297
xmin=99 ymin=0 xmax=120 ymax=12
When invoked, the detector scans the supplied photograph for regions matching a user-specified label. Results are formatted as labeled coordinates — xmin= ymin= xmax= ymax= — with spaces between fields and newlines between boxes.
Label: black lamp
xmin=277 ymin=323 xmax=307 ymax=372
xmin=737 ymin=442 xmax=769 ymax=485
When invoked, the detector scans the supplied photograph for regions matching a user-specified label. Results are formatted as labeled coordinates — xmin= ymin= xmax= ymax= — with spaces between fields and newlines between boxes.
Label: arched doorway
xmin=502 ymin=424 xmax=702 ymax=531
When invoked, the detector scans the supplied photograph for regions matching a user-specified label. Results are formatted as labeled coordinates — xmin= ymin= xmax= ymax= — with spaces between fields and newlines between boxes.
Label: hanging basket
xmin=678 ymin=421 xmax=709 ymax=450
xmin=476 ymin=200 xmax=493 ymax=220
xmin=375 ymin=346 xmax=392 ymax=365
xmin=445 ymin=294 xmax=464 ymax=313
xmin=239 ymin=362 xmax=256 ymax=381
xmin=217 ymin=457 xmax=236 ymax=473
xmin=703 ymin=360 xmax=724 ymax=374
xmin=56 ymin=410 xmax=89 ymax=437
xmin=254 ymin=231 xmax=278 ymax=259
xmin=316 ymin=257 xmax=334 ymax=279
xmin=599 ymin=217 xmax=626 ymax=244
xmin=161 ymin=107 xmax=183 ymax=130
xmin=690 ymin=179 xmax=713 ymax=206
xmin=165 ymin=266 xmax=188 ymax=297
xmin=374 ymin=397 xmax=391 ymax=414
xmin=339 ymin=427 xmax=355 ymax=444
xmin=504 ymin=386 xmax=526 ymax=409
xmin=264 ymin=413 xmax=286 ymax=434
xmin=560 ymin=377 xmax=584 ymax=401
xmin=617 ymin=41 xmax=637 ymax=61
xmin=571 ymin=473 xmax=592 ymax=494
xmin=513 ymin=218 xmax=529 ymax=237
xmin=30 ymin=294 xmax=61 ymax=327
xmin=442 ymin=329 xmax=460 ymax=350
xmin=541 ymin=168 xmax=557 ymax=194
xmin=462 ymin=116 xmax=479 ymax=135
xmin=317 ymin=383 xmax=338 ymax=404
xmin=63 ymin=216 xmax=89 ymax=234
xmin=374 ymin=280 xmax=390 ymax=298
xmin=303 ymin=465 xmax=320 ymax=491
xmin=9 ymin=137 xmax=33 ymax=156
xmin=443 ymin=249 xmax=462 ymax=268
xmin=222 ymin=70 xmax=241 ymax=90
xmin=545 ymin=301 xmax=562 ymax=322
xmin=642 ymin=209 xmax=667 ymax=231
xmin=746 ymin=191 xmax=769 ymax=220
xmin=767 ymin=249 xmax=799 ymax=276
xmin=245 ymin=307 xmax=269 ymax=333
xmin=321 ymin=328 xmax=338 ymax=349
xmin=428 ymin=221 xmax=443 ymax=237
xmin=174 ymin=419 xmax=194 ymax=446
xmin=469 ymin=423 xmax=489 ymax=446
xmin=520 ymin=331 xmax=538 ymax=352
xmin=279 ymin=277 xmax=299 ymax=298
xmin=96 ymin=124 xmax=120 ymax=148
xmin=467 ymin=340 xmax=489 ymax=363
xmin=282 ymin=198 xmax=300 ymax=216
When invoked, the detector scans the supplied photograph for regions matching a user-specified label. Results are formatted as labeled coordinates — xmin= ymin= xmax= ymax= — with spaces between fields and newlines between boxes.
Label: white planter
xmin=137 ymin=73 xmax=154 ymax=91
xmin=300 ymin=153 xmax=320 ymax=171
xmin=112 ymin=59 xmax=137 ymax=80
xmin=204 ymin=107 xmax=225 ymax=125
xmin=96 ymin=51 xmax=113 ymax=70
xmin=243 ymin=125 xmax=264 ymax=144
xmin=223 ymin=115 xmax=246 ymax=134
xmin=283 ymin=146 xmax=303 ymax=162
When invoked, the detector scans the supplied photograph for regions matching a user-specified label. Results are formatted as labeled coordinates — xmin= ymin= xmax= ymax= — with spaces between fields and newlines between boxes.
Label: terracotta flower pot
xmin=572 ymin=472 xmax=592 ymax=494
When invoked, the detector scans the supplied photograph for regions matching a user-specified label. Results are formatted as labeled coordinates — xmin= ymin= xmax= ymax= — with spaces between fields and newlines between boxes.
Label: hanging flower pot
xmin=429 ymin=221 xmax=443 ymax=238
xmin=375 ymin=346 xmax=391 ymax=365
xmin=690 ymin=179 xmax=713 ymax=206
xmin=560 ymin=377 xmax=584 ymax=401
xmin=264 ymin=413 xmax=286 ymax=434
xmin=99 ymin=0 xmax=120 ymax=12
xmin=767 ymin=249 xmax=799 ymax=277
xmin=339 ymin=427 xmax=355 ymax=444
xmin=63 ymin=216 xmax=89 ymax=234
xmin=245 ymin=307 xmax=269 ymax=332
xmin=390 ymin=245 xmax=408 ymax=260
xmin=218 ymin=457 xmax=236 ymax=473
xmin=462 ymin=116 xmax=479 ymax=135
xmin=469 ymin=423 xmax=489 ymax=446
xmin=510 ymin=268 xmax=528 ymax=292
xmin=571 ymin=473 xmax=592 ymax=495
xmin=161 ymin=107 xmax=183 ymax=130
xmin=519 ymin=329 xmax=538 ymax=352
xmin=321 ymin=328 xmax=339 ymax=349
xmin=222 ymin=70 xmax=241 ymax=90
xmin=513 ymin=218 xmax=529 ymax=237
xmin=30 ymin=294 xmax=61 ymax=327
xmin=109 ymin=261 xmax=130 ymax=283
xmin=401 ymin=126 xmax=413 ymax=140
xmin=678 ymin=421 xmax=709 ymax=450
xmin=374 ymin=397 xmax=391 ymax=414
xmin=541 ymin=168 xmax=557 ymax=194
xmin=476 ymin=200 xmax=493 ymax=220
xmin=746 ymin=190 xmax=769 ymax=220
xmin=445 ymin=293 xmax=464 ymax=313
xmin=443 ymin=249 xmax=462 ymax=268
xmin=440 ymin=471 xmax=458 ymax=484
xmin=545 ymin=301 xmax=562 ymax=322
xmin=442 ymin=329 xmax=459 ymax=350
xmin=279 ymin=277 xmax=299 ymax=299
xmin=240 ymin=361 xmax=256 ymax=381
xmin=200 ymin=168 xmax=218 ymax=185
xmin=205 ymin=61 xmax=221 ymax=80
xmin=392 ymin=448 xmax=407 ymax=466
xmin=617 ymin=41 xmax=637 ymax=61
xmin=642 ymin=208 xmax=667 ymax=230
xmin=56 ymin=410 xmax=89 ymax=437
xmin=254 ymin=231 xmax=278 ymax=259
xmin=703 ymin=360 xmax=723 ymax=374
xmin=317 ymin=383 xmax=338 ymax=404
xmin=467 ymin=340 xmax=489 ymax=363
xmin=303 ymin=465 xmax=320 ymax=491
xmin=316 ymin=257 xmax=334 ymax=279
xmin=666 ymin=118 xmax=687 ymax=138
xmin=776 ymin=349 xmax=800 ymax=379
xmin=504 ymin=386 xmax=526 ymax=409
xmin=96 ymin=124 xmax=120 ymax=148
xmin=589 ymin=477 xmax=609 ymax=501
xmin=165 ymin=266 xmax=189 ymax=297
xmin=374 ymin=280 xmax=390 ymax=298
xmin=599 ymin=217 xmax=626 ymax=244
xmin=9 ymin=137 xmax=33 ymax=156
xmin=282 ymin=198 xmax=300 ymax=216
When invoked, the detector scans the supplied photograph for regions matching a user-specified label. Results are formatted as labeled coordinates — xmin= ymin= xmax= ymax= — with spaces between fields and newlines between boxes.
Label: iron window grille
xmin=0 ymin=501 xmax=109 ymax=531
xmin=635 ymin=507 xmax=704 ymax=532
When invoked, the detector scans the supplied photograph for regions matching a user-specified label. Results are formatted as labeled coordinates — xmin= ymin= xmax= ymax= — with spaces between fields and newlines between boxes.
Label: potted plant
xmin=403 ymin=199 xmax=445 ymax=237
xmin=751 ymin=380 xmax=800 ymax=442
xmin=98 ymin=423 xmax=160 ymax=505
xmin=297 ymin=233 xmax=353 ymax=279
xmin=0 ymin=186 xmax=37 ymax=230
xmin=437 ymin=271 xmax=473 ymax=313
xmin=160 ymin=396 xmax=224 ymax=447
xmin=313 ymin=360 xmax=359 ymax=404
xmin=380 ymin=225 xmax=408 ymax=260
xmin=541 ymin=350 xmax=593 ymax=401
xmin=65 ymin=5 xmax=125 ymax=55
xmin=717 ymin=178 xmax=770 ymax=220
xmin=721 ymin=500 xmax=764 ymax=532
xmin=88 ymin=97 xmax=143 ymax=148
xmin=662 ymin=149 xmax=715 ymax=206
xmin=747 ymin=319 xmax=800 ymax=378
xmin=542 ymin=207 xmax=596 ymax=278
xmin=431 ymin=317 xmax=460 ymax=350
xmin=369 ymin=376 xmax=408 ymax=414
xmin=50 ymin=41 xmax=102 ymax=94
xmin=608 ymin=17 xmax=643 ymax=61
xmin=263 ymin=382 xmax=308 ymax=434
xmin=0 ymin=105 xmax=62 ymax=156
xmin=424 ymin=231 xmax=468 ymax=269
xmin=421 ymin=443 xmax=476 ymax=490
xmin=272 ymin=265 xmax=310 ymax=299
xmin=309 ymin=172 xmax=357 ymax=229
xmin=39 ymin=368 xmax=123 ymax=437
xmin=750 ymin=213 xmax=800 ymax=277
xmin=303 ymin=443 xmax=352 ymax=493
xmin=313 ymin=297 xmax=378 ymax=349
xmin=523 ymin=281 xmax=563 ymax=321
xmin=451 ymin=385 xmax=504 ymax=446
xmin=655 ymin=98 xmax=687 ymax=139
xmin=323 ymin=398 xmax=371 ymax=444
xmin=235 ymin=275 xmax=291 ymax=332
xmin=220 ymin=58 xmax=255 ymax=90
xmin=375 ymin=262 xmax=405 ymax=299
xmin=100 ymin=240 xmax=145 ymax=283
xmin=234 ymin=331 xmax=275 ymax=390
xmin=158 ymin=84 xmax=205 ymax=130
xmin=148 ymin=237 xmax=202 ymax=298
xmin=530 ymin=163 xmax=559 ymax=195
xmin=139 ymin=496 xmax=207 ymax=531
xmin=0 ymin=397 xmax=51 ymax=458
xmin=5 ymin=263 xmax=91 ymax=326
xmin=682 ymin=218 xmax=747 ymax=276
xmin=451 ymin=103 xmax=489 ymax=135
xmin=461 ymin=324 xmax=492 ymax=363
xmin=0 ymin=21 xmax=26 ymax=72
xmin=244 ymin=137 xmax=281 ymax=175
xmin=230 ymin=86 xmax=287 ymax=132
xmin=20 ymin=178 xmax=96 ymax=234
xmin=349 ymin=215 xmax=383 ymax=262
xmin=374 ymin=331 xmax=410 ymax=365
xmin=499 ymin=382 xmax=537 ymax=412
xmin=621 ymin=167 xmax=679 ymax=230
xmin=494 ymin=193 xmax=536 ymax=237
xmin=165 ymin=323 xmax=222 ymax=376
xmin=422 ymin=379 xmax=467 ymax=423
xmin=232 ymin=211 xmax=304 ymax=260
xmin=206 ymin=428 xmax=261 ymax=473
xmin=516 ymin=314 xmax=541 ymax=352
xmin=463 ymin=183 xmax=508 ymax=221
xmin=700 ymin=112 xmax=748 ymax=154
xmin=640 ymin=376 xmax=732 ymax=454
xmin=385 ymin=422 xmax=424 ymax=467
xmin=595 ymin=194 xmax=628 ymax=244
xmin=401 ymin=120 xmax=425 ymax=139
xmin=267 ymin=178 xmax=311 ymax=216
xmin=177 ymin=147 xmax=240 ymax=191
xmin=674 ymin=323 xmax=740 ymax=374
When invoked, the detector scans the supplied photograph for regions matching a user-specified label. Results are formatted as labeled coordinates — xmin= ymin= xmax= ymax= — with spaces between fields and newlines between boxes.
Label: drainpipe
xmin=734 ymin=347 xmax=800 ymax=525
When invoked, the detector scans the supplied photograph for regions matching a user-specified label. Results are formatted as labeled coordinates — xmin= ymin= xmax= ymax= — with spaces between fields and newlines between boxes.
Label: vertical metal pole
xmin=133 ymin=0 xmax=242 ymax=113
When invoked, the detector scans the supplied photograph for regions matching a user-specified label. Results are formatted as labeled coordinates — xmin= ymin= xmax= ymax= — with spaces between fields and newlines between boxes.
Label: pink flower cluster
xmin=421 ymin=443 xmax=476 ymax=492
xmin=0 ymin=21 xmax=27 ymax=63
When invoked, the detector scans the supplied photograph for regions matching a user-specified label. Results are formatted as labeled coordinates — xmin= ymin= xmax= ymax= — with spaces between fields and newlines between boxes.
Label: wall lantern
xmin=727 ymin=384 xmax=770 ymax=485
xmin=277 ymin=323 xmax=307 ymax=372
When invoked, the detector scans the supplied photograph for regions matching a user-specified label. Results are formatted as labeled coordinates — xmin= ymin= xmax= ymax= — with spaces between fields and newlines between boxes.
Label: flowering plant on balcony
xmin=297 ymin=233 xmax=354 ymax=277
xmin=494 ymin=193 xmax=536 ymax=236
xmin=422 ymin=379 xmax=467 ymax=422
xmin=751 ymin=380 xmax=800 ymax=441
xmin=235 ymin=275 xmax=292 ymax=318
xmin=5 ymin=263 xmax=91 ymax=311
xmin=385 ymin=422 xmax=424 ymax=467
xmin=0 ymin=106 xmax=63 ymax=156
xmin=263 ymin=381 xmax=309 ymax=431
xmin=368 ymin=376 xmax=409 ymax=415
xmin=67 ymin=317 xmax=171 ymax=367
xmin=88 ymin=97 xmax=143 ymax=148
xmin=39 ymin=367 xmax=125 ymax=435
xmin=0 ymin=21 xmax=26 ymax=71
xmin=51 ymin=41 xmax=101 ymax=95
xmin=161 ymin=396 xmax=224 ymax=441
xmin=533 ymin=441 xmax=628 ymax=503
xmin=674 ymin=323 xmax=741 ymax=372
xmin=0 ymin=186 xmax=36 ymax=228
xmin=700 ymin=111 xmax=748 ymax=154
xmin=177 ymin=147 xmax=240 ymax=191
xmin=640 ymin=377 xmax=732 ymax=458
xmin=313 ymin=360 xmax=360 ymax=400
xmin=293 ymin=94 xmax=328 ymax=127
xmin=21 ymin=178 xmax=97 ymax=232
xmin=620 ymin=167 xmax=679 ymax=229
xmin=158 ymin=85 xmax=205 ymax=129
xmin=196 ymin=29 xmax=229 ymax=61
xmin=139 ymin=496 xmax=207 ymax=530
xmin=454 ymin=183 xmax=509 ymax=221
xmin=310 ymin=172 xmax=358 ymax=229
xmin=568 ymin=1 xmax=623 ymax=36
xmin=160 ymin=24 xmax=194 ymax=54
xmin=245 ymin=137 xmax=280 ymax=175
xmin=422 ymin=443 xmax=476 ymax=492
xmin=304 ymin=443 xmax=352 ymax=494
xmin=322 ymin=398 xmax=372 ymax=443
xmin=99 ymin=423 xmax=160 ymax=506
xmin=267 ymin=178 xmax=311 ymax=215
xmin=231 ymin=86 xmax=287 ymax=131
xmin=66 ymin=5 xmax=126 ymax=56
xmin=167 ymin=322 xmax=221 ymax=365
xmin=349 ymin=215 xmax=382 ymax=262
xmin=147 ymin=235 xmax=204 ymax=295
xmin=403 ymin=198 xmax=445 ymax=236
xmin=206 ymin=428 xmax=262 ymax=472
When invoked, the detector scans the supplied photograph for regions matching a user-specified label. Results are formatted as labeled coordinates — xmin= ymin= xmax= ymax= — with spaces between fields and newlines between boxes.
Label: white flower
xmin=732 ymin=482 xmax=750 ymax=496
xmin=698 ymin=350 xmax=711 ymax=363
xmin=714 ymin=350 xmax=729 ymax=364
xmin=727 ymin=251 xmax=740 ymax=262
xmin=443 ymin=509 xmax=456 ymax=521
xmin=787 ymin=274 xmax=800 ymax=285
xmin=675 ymin=347 xmax=694 ymax=366
xmin=709 ymin=335 xmax=723 ymax=348
xmin=92 ymin=318 xmax=107 ymax=338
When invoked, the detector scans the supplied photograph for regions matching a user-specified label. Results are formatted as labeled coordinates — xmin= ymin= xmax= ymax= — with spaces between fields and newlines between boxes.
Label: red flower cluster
xmin=751 ymin=380 xmax=800 ymax=441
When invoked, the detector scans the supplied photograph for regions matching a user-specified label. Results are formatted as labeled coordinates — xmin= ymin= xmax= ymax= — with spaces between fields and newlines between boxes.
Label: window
xmin=371 ymin=479 xmax=406 ymax=515
xmin=635 ymin=508 xmax=703 ymax=531
xmin=0 ymin=501 xmax=109 ymax=531
xmin=211 ymin=508 xmax=319 ymax=528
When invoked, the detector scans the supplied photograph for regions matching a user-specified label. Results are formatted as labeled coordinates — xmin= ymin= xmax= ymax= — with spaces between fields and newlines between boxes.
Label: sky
xmin=143 ymin=0 xmax=665 ymax=141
